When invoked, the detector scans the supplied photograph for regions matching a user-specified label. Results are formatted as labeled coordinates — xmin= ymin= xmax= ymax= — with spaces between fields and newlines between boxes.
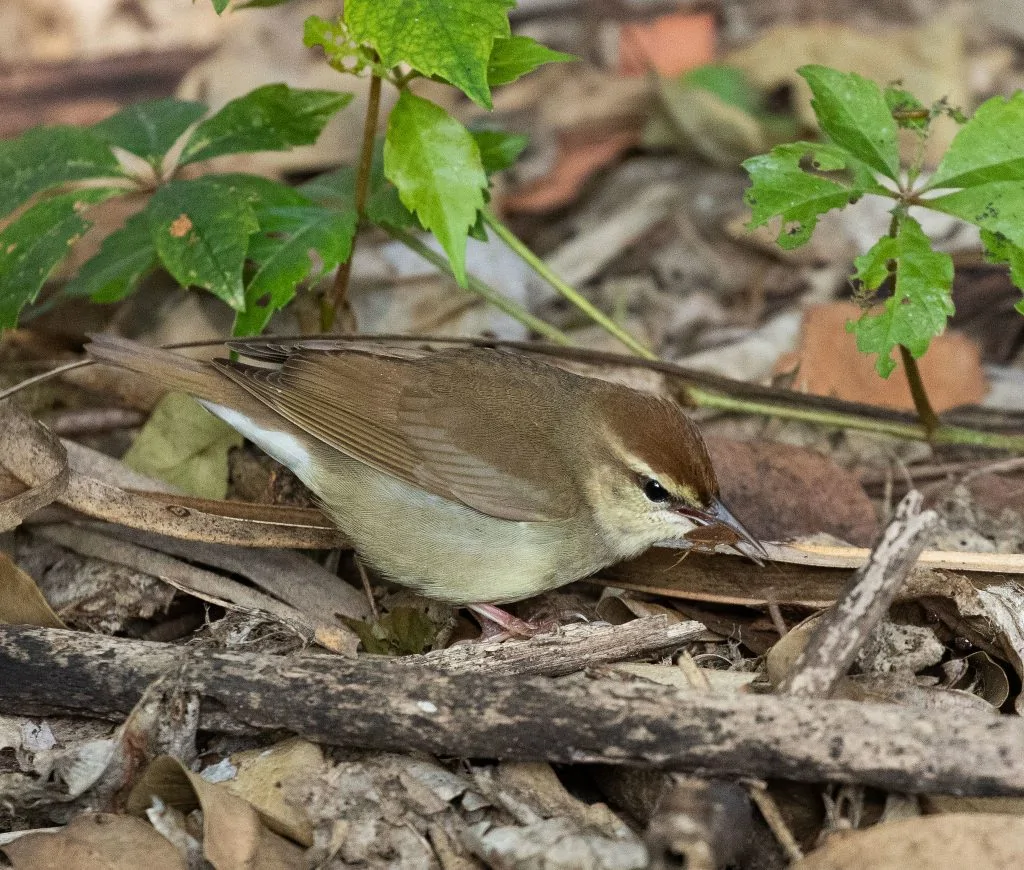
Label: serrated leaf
xmin=207 ymin=173 xmax=311 ymax=209
xmin=92 ymin=98 xmax=206 ymax=166
xmin=472 ymin=130 xmax=528 ymax=174
xmin=847 ymin=216 xmax=954 ymax=377
xmin=742 ymin=141 xmax=871 ymax=249
xmin=927 ymin=93 xmax=1024 ymax=189
xmin=234 ymin=201 xmax=357 ymax=336
xmin=0 ymin=127 xmax=125 ymax=215
xmin=0 ymin=188 xmax=121 ymax=329
xmin=799 ymin=65 xmax=900 ymax=181
xmin=929 ymin=182 xmax=1024 ymax=250
xmin=64 ymin=211 xmax=156 ymax=302
xmin=123 ymin=393 xmax=242 ymax=499
xmin=487 ymin=35 xmax=574 ymax=87
xmin=345 ymin=0 xmax=514 ymax=108
xmin=384 ymin=91 xmax=487 ymax=284
xmin=146 ymin=178 xmax=258 ymax=310
xmin=178 ymin=84 xmax=352 ymax=165
xmin=979 ymin=229 xmax=1024 ymax=312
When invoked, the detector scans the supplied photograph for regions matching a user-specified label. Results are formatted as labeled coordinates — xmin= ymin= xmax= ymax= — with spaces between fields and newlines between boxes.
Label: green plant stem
xmin=387 ymin=227 xmax=574 ymax=345
xmin=899 ymin=345 xmax=940 ymax=434
xmin=688 ymin=386 xmax=1024 ymax=452
xmin=321 ymin=70 xmax=383 ymax=332
xmin=481 ymin=209 xmax=655 ymax=359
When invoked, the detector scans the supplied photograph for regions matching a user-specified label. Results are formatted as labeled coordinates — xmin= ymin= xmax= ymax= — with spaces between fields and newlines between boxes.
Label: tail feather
xmin=85 ymin=335 xmax=243 ymax=407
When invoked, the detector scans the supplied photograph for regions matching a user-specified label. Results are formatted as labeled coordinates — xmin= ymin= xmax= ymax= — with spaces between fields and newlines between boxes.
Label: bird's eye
xmin=642 ymin=478 xmax=671 ymax=503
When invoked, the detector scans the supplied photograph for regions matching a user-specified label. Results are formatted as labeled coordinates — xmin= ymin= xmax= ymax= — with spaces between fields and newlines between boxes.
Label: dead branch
xmin=2 ymin=624 xmax=1023 ymax=796
xmin=778 ymin=491 xmax=936 ymax=697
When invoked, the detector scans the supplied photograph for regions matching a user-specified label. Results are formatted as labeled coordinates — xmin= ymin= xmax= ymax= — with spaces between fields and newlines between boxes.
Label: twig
xmin=5 ymin=624 xmax=1024 ymax=795
xmin=777 ymin=491 xmax=936 ymax=697
xmin=899 ymin=346 xmax=940 ymax=435
xmin=321 ymin=68 xmax=383 ymax=332
xmin=387 ymin=227 xmax=574 ymax=345
xmin=481 ymin=209 xmax=654 ymax=358
xmin=411 ymin=616 xmax=705 ymax=677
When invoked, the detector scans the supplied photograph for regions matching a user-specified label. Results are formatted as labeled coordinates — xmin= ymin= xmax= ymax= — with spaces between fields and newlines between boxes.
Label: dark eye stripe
xmin=642 ymin=478 xmax=671 ymax=502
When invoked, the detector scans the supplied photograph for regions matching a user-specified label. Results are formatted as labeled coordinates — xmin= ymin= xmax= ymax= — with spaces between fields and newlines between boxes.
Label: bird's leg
xmin=467 ymin=603 xmax=549 ymax=639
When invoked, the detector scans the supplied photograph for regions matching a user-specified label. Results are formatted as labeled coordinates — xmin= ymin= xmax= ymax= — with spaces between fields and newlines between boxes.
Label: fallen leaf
xmin=706 ymin=435 xmax=878 ymax=546
xmin=0 ymin=552 xmax=65 ymax=628
xmin=618 ymin=13 xmax=716 ymax=77
xmin=220 ymin=738 xmax=325 ymax=847
xmin=776 ymin=303 xmax=987 ymax=413
xmin=122 ymin=392 xmax=243 ymax=500
xmin=1 ymin=813 xmax=186 ymax=870
xmin=793 ymin=813 xmax=1024 ymax=869
xmin=127 ymin=756 xmax=305 ymax=870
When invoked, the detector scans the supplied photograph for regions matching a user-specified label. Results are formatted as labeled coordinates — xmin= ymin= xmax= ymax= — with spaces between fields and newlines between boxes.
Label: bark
xmin=1 ymin=625 xmax=1023 ymax=796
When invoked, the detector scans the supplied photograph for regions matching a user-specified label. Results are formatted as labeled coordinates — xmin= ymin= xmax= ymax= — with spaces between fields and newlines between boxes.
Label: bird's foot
xmin=466 ymin=603 xmax=557 ymax=640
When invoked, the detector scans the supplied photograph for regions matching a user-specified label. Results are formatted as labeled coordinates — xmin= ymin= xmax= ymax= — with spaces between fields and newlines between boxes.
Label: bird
xmin=86 ymin=335 xmax=763 ymax=632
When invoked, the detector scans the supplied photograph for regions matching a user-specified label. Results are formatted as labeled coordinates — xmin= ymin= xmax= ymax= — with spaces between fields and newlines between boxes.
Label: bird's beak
xmin=668 ymin=497 xmax=768 ymax=565
xmin=704 ymin=497 xmax=768 ymax=565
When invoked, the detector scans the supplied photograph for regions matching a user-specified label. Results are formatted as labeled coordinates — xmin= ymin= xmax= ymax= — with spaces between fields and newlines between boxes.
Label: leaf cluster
xmin=0 ymin=0 xmax=571 ymax=336
xmin=743 ymin=65 xmax=1024 ymax=377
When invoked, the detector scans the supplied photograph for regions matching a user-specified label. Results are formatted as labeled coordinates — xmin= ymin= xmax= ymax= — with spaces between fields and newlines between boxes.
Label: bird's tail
xmin=85 ymin=335 xmax=241 ymax=407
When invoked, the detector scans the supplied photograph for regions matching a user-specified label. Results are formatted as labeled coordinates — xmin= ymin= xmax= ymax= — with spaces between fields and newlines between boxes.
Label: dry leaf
xmin=618 ymin=12 xmax=716 ymax=77
xmin=218 ymin=738 xmax=325 ymax=847
xmin=2 ymin=405 xmax=341 ymax=548
xmin=0 ymin=552 xmax=65 ymax=628
xmin=775 ymin=303 xmax=987 ymax=413
xmin=127 ymin=756 xmax=305 ymax=870
xmin=1 ymin=813 xmax=186 ymax=870
xmin=793 ymin=813 xmax=1024 ymax=869
xmin=707 ymin=435 xmax=878 ymax=546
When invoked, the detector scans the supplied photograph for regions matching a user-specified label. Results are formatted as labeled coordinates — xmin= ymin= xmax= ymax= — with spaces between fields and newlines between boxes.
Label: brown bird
xmin=87 ymin=336 xmax=762 ymax=630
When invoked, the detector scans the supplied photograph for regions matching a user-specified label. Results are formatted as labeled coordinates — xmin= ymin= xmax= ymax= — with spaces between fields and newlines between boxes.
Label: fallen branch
xmin=779 ymin=491 xmax=937 ymax=697
xmin=2 ymin=625 xmax=1023 ymax=796
xmin=414 ymin=616 xmax=706 ymax=677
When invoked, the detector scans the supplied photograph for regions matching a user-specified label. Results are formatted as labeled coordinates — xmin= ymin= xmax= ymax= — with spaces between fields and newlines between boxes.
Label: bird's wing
xmin=214 ymin=348 xmax=581 ymax=522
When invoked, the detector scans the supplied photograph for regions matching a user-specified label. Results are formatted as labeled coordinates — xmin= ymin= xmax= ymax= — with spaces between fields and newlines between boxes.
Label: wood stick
xmin=778 ymin=491 xmax=936 ymax=697
xmin=1 ymin=625 xmax=1023 ymax=796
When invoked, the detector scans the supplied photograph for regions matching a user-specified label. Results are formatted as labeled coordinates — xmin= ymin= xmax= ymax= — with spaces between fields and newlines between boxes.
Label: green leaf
xmin=207 ymin=173 xmax=311 ymax=209
xmin=487 ymin=35 xmax=574 ymax=87
xmin=927 ymin=93 xmax=1024 ymax=189
xmin=146 ymin=178 xmax=258 ymax=310
xmin=799 ymin=65 xmax=900 ymax=181
xmin=0 ymin=188 xmax=121 ymax=329
xmin=178 ymin=84 xmax=353 ymax=165
xmin=0 ymin=126 xmax=124 ymax=215
xmin=122 ymin=393 xmax=242 ymax=500
xmin=384 ymin=91 xmax=487 ymax=284
xmin=64 ymin=211 xmax=156 ymax=303
xmin=92 ymin=98 xmax=206 ymax=166
xmin=929 ymin=182 xmax=1024 ymax=250
xmin=684 ymin=64 xmax=760 ymax=114
xmin=847 ymin=216 xmax=954 ymax=378
xmin=742 ymin=141 xmax=872 ymax=249
xmin=234 ymin=201 xmax=358 ymax=336
xmin=884 ymin=87 xmax=929 ymax=132
xmin=299 ymin=165 xmax=355 ymax=207
xmin=209 ymin=0 xmax=229 ymax=12
xmin=472 ymin=130 xmax=528 ymax=174
xmin=345 ymin=0 xmax=514 ymax=108
xmin=979 ymin=229 xmax=1024 ymax=312
xmin=304 ymin=15 xmax=377 ymax=75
